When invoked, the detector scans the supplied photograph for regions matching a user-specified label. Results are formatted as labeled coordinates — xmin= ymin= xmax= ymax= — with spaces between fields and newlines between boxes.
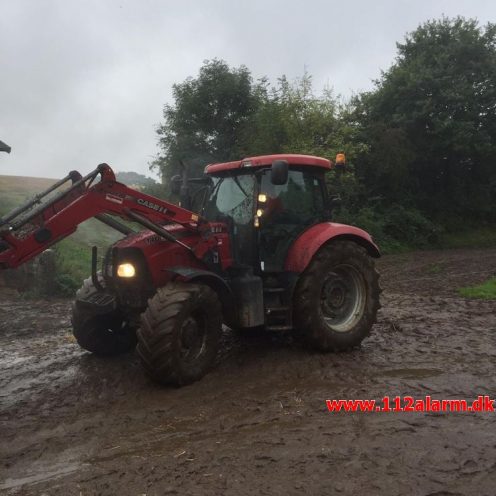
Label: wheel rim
xmin=320 ymin=264 xmax=367 ymax=333
xmin=179 ymin=313 xmax=207 ymax=363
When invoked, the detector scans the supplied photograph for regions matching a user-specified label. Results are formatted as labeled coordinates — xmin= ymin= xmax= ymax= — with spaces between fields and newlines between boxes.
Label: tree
xmin=352 ymin=17 xmax=496 ymax=220
xmin=240 ymin=73 xmax=341 ymax=159
xmin=152 ymin=59 xmax=260 ymax=184
xmin=116 ymin=171 xmax=156 ymax=188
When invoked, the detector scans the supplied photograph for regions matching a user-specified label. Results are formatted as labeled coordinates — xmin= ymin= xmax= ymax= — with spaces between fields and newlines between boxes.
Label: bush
xmin=53 ymin=272 xmax=81 ymax=297
xmin=382 ymin=205 xmax=442 ymax=247
xmin=334 ymin=204 xmax=441 ymax=254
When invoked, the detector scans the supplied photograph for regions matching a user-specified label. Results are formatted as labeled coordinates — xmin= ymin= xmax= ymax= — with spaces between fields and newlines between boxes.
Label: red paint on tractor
xmin=285 ymin=222 xmax=380 ymax=273
xmin=205 ymin=154 xmax=332 ymax=175
xmin=112 ymin=225 xmax=234 ymax=287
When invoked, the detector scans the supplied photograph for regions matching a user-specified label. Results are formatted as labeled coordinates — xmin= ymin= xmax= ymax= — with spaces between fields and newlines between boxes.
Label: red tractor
xmin=0 ymin=154 xmax=380 ymax=385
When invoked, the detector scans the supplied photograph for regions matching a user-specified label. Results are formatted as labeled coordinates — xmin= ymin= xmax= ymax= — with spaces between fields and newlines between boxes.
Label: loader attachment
xmin=0 ymin=164 xmax=114 ymax=269
xmin=0 ymin=163 xmax=209 ymax=270
xmin=0 ymin=164 xmax=114 ymax=233
xmin=0 ymin=169 xmax=83 ymax=229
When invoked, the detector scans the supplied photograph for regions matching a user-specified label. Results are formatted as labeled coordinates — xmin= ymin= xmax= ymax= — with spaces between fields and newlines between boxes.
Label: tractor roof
xmin=205 ymin=154 xmax=332 ymax=175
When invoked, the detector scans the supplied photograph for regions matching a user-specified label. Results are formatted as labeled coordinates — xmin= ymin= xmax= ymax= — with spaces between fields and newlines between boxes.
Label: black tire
xmin=137 ymin=282 xmax=222 ymax=386
xmin=71 ymin=275 xmax=137 ymax=355
xmin=294 ymin=240 xmax=380 ymax=351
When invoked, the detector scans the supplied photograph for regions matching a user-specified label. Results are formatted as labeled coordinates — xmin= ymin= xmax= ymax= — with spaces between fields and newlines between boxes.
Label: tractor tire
xmin=137 ymin=282 xmax=222 ymax=386
xmin=71 ymin=275 xmax=137 ymax=355
xmin=294 ymin=240 xmax=380 ymax=351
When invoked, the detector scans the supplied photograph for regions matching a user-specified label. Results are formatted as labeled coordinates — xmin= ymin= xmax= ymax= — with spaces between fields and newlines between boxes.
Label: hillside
xmin=0 ymin=173 xmax=124 ymax=246
xmin=0 ymin=175 xmax=57 ymax=211
xmin=0 ymin=174 xmax=125 ymax=291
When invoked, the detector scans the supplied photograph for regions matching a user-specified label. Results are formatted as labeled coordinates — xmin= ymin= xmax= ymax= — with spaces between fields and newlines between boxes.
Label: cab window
xmin=260 ymin=169 xmax=325 ymax=226
xmin=258 ymin=169 xmax=326 ymax=271
xmin=203 ymin=175 xmax=255 ymax=225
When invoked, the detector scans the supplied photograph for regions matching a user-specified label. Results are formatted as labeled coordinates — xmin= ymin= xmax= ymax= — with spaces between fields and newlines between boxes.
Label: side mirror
xmin=170 ymin=174 xmax=181 ymax=195
xmin=271 ymin=160 xmax=289 ymax=185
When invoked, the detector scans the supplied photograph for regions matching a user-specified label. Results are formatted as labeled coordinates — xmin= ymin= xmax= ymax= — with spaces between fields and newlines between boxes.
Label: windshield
xmin=203 ymin=175 xmax=255 ymax=224
xmin=203 ymin=174 xmax=256 ymax=266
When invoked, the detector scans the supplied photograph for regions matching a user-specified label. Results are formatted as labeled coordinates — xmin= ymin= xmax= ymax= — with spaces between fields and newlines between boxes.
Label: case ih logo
xmin=137 ymin=198 xmax=168 ymax=215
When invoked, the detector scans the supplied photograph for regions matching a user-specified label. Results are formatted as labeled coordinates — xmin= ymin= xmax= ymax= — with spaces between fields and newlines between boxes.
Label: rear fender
xmin=285 ymin=223 xmax=380 ymax=274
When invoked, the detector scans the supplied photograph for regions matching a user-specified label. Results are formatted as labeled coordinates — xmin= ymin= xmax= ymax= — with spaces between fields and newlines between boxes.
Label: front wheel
xmin=137 ymin=282 xmax=222 ymax=386
xmin=294 ymin=241 xmax=380 ymax=351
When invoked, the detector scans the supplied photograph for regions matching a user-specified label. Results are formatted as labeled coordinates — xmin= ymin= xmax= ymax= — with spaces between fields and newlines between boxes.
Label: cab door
xmin=203 ymin=173 xmax=257 ymax=267
xmin=258 ymin=168 xmax=326 ymax=272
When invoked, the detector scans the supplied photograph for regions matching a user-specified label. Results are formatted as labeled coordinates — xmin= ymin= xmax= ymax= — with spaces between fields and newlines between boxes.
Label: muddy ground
xmin=1 ymin=248 xmax=495 ymax=495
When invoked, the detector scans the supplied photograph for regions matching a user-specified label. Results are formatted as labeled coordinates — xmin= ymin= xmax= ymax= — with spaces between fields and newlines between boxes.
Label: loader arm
xmin=0 ymin=163 xmax=212 ymax=270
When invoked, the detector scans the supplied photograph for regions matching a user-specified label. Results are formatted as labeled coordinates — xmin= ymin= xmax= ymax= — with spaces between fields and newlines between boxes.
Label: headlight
xmin=117 ymin=263 xmax=136 ymax=278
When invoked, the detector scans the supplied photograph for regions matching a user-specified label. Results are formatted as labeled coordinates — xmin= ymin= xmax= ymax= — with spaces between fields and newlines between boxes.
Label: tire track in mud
xmin=1 ymin=248 xmax=495 ymax=495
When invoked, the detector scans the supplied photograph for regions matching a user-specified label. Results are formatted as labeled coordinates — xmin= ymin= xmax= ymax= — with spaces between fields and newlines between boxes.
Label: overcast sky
xmin=1 ymin=0 xmax=495 ymax=180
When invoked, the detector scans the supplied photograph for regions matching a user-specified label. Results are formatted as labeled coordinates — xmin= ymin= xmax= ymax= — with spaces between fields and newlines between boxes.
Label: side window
xmin=261 ymin=170 xmax=324 ymax=225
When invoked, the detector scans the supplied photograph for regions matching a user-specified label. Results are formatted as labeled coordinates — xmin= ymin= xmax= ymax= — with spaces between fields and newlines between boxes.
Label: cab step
xmin=263 ymin=287 xmax=285 ymax=293
xmin=265 ymin=324 xmax=293 ymax=331
xmin=265 ymin=306 xmax=289 ymax=315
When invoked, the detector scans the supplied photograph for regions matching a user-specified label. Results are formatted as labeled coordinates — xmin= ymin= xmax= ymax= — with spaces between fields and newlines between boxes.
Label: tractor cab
xmin=202 ymin=154 xmax=332 ymax=272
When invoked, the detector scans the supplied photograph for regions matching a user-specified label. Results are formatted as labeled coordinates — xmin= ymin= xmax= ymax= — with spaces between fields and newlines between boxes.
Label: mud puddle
xmin=1 ymin=248 xmax=495 ymax=495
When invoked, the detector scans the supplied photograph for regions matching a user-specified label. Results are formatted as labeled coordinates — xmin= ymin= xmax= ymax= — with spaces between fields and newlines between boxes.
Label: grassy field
xmin=0 ymin=175 xmax=58 ymax=211
xmin=0 ymin=174 xmax=124 ymax=292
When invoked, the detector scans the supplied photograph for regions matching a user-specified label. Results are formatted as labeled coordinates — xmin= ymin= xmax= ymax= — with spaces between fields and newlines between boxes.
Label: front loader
xmin=0 ymin=154 xmax=380 ymax=385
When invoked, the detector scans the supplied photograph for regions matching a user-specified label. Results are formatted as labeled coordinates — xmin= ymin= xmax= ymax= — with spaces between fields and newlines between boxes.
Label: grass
xmin=56 ymin=238 xmax=97 ymax=291
xmin=459 ymin=278 xmax=496 ymax=299
xmin=380 ymin=225 xmax=496 ymax=255
xmin=438 ymin=226 xmax=496 ymax=249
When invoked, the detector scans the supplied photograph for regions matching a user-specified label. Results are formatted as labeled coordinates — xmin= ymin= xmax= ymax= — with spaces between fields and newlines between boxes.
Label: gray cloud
xmin=1 ymin=0 xmax=495 ymax=179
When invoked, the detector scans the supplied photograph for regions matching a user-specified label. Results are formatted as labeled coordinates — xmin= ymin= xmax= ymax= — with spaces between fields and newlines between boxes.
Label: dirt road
xmin=1 ymin=248 xmax=495 ymax=495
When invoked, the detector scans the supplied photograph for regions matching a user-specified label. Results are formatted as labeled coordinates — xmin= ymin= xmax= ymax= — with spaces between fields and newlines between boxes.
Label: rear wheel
xmin=137 ymin=282 xmax=221 ymax=386
xmin=294 ymin=241 xmax=380 ymax=351
xmin=71 ymin=275 xmax=137 ymax=355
